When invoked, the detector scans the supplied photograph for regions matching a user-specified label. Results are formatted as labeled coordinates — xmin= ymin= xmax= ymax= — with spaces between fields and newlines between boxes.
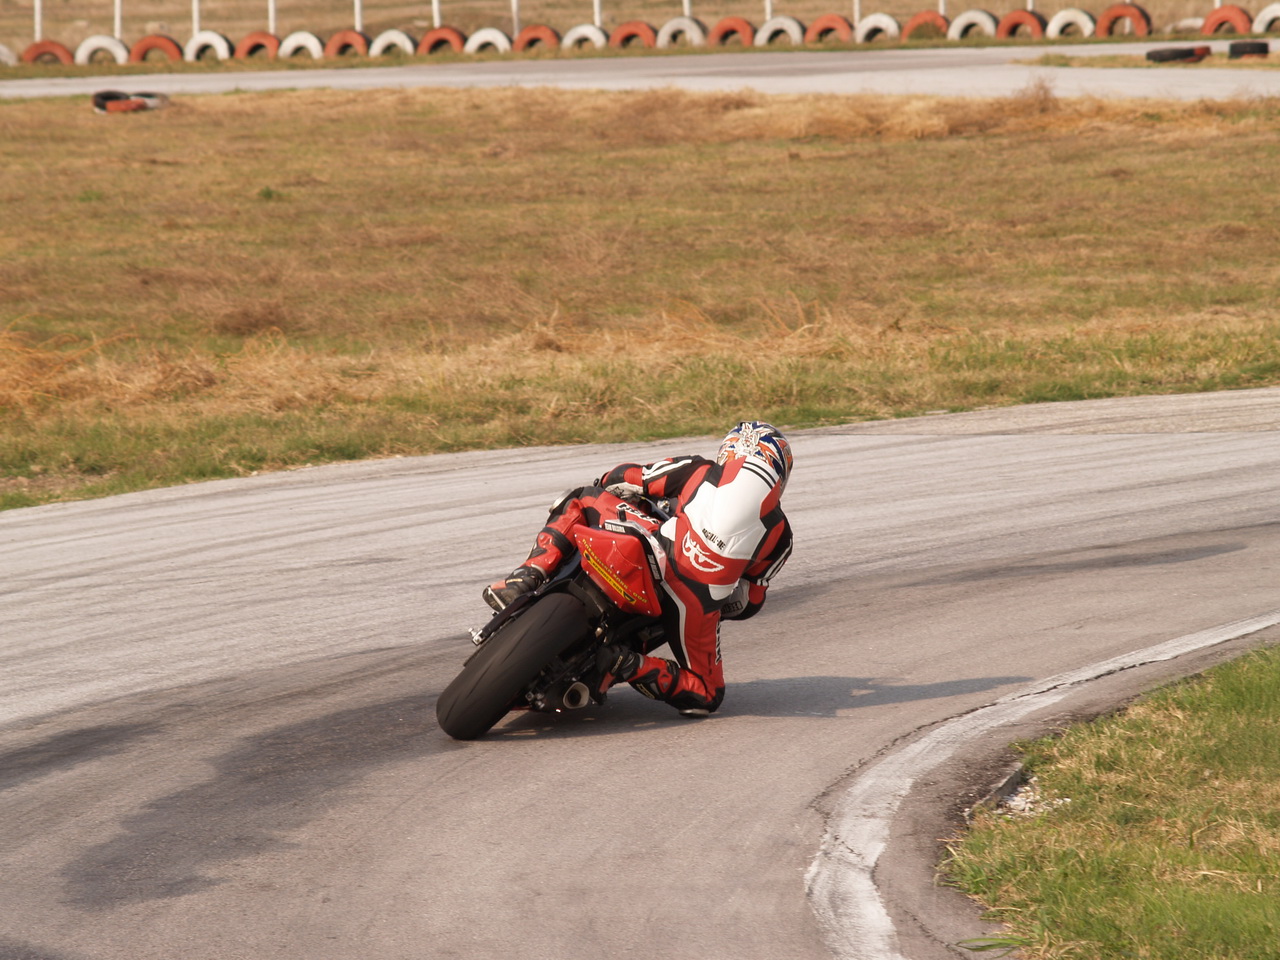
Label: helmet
xmin=715 ymin=420 xmax=793 ymax=488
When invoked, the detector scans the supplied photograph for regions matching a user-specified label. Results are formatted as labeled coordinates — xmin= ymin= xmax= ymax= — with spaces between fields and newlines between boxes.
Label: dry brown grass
xmin=3 ymin=85 xmax=1280 ymax=506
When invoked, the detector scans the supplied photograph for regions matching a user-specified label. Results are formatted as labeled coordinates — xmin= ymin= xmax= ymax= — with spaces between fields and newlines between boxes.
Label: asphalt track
xmin=3 ymin=39 xmax=1280 ymax=101
xmin=3 ymin=388 xmax=1280 ymax=960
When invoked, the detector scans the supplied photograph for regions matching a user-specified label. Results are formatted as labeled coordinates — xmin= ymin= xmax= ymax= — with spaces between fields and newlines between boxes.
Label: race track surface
xmin=3 ymin=388 xmax=1279 ymax=960
xmin=4 ymin=40 xmax=1280 ymax=101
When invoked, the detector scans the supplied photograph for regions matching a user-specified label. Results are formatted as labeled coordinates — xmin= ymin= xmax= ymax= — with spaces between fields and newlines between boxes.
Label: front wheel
xmin=436 ymin=592 xmax=592 ymax=740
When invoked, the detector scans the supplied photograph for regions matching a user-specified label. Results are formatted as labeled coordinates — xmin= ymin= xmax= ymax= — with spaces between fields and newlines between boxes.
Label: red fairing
xmin=572 ymin=525 xmax=663 ymax=617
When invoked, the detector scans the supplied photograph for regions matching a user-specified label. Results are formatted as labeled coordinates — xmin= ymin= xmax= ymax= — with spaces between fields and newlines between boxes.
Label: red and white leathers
xmin=518 ymin=453 xmax=793 ymax=714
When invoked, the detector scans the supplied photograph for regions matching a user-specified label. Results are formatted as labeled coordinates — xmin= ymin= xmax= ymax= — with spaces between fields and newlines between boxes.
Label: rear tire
xmin=436 ymin=593 xmax=592 ymax=740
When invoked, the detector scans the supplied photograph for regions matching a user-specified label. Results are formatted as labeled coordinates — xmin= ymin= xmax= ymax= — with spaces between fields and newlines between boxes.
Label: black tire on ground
xmin=1229 ymin=40 xmax=1270 ymax=57
xmin=436 ymin=592 xmax=591 ymax=740
xmin=1146 ymin=46 xmax=1197 ymax=61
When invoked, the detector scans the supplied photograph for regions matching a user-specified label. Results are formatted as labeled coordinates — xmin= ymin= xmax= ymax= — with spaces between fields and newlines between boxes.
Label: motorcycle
xmin=436 ymin=496 xmax=672 ymax=740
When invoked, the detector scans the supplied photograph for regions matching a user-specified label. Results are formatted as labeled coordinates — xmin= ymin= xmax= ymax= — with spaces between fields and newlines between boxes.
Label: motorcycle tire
xmin=436 ymin=592 xmax=592 ymax=740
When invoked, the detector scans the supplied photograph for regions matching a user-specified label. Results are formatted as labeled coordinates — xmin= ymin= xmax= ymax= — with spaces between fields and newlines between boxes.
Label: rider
xmin=483 ymin=421 xmax=794 ymax=716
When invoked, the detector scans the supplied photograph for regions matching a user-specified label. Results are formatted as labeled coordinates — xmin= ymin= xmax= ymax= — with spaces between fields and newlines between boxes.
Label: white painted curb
xmin=806 ymin=608 xmax=1280 ymax=960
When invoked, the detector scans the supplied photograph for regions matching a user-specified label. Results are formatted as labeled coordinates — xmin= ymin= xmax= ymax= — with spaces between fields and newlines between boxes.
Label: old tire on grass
xmin=1095 ymin=4 xmax=1152 ymax=36
xmin=754 ymin=16 xmax=805 ymax=45
xmin=946 ymin=9 xmax=999 ymax=38
xmin=279 ymin=31 xmax=324 ymax=58
xmin=1046 ymin=8 xmax=1096 ymax=37
xmin=1229 ymin=39 xmax=1271 ymax=55
xmin=514 ymin=24 xmax=561 ymax=50
xmin=1201 ymin=4 xmax=1254 ymax=33
xmin=184 ymin=30 xmax=233 ymax=61
xmin=657 ymin=17 xmax=708 ymax=46
xmin=856 ymin=13 xmax=901 ymax=41
xmin=130 ymin=34 xmax=183 ymax=61
xmin=21 ymin=40 xmax=74 ymax=64
xmin=997 ymin=10 xmax=1047 ymax=37
xmin=418 ymin=27 xmax=466 ymax=53
xmin=369 ymin=29 xmax=416 ymax=55
xmin=234 ymin=31 xmax=280 ymax=58
xmin=609 ymin=21 xmax=658 ymax=47
xmin=804 ymin=13 xmax=854 ymax=42
xmin=75 ymin=35 xmax=129 ymax=64
xmin=902 ymin=10 xmax=949 ymax=39
xmin=464 ymin=27 xmax=512 ymax=52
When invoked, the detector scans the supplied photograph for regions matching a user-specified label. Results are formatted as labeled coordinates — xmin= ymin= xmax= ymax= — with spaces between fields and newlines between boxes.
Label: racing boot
xmin=593 ymin=644 xmax=645 ymax=698
xmin=482 ymin=564 xmax=548 ymax=613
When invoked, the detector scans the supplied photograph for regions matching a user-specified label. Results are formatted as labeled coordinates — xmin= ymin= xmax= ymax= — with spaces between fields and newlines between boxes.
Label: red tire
xmin=418 ymin=26 xmax=466 ymax=53
xmin=129 ymin=34 xmax=183 ymax=62
xmin=235 ymin=31 xmax=280 ymax=58
xmin=996 ymin=9 xmax=1047 ymax=37
xmin=707 ymin=16 xmax=755 ymax=45
xmin=1095 ymin=3 xmax=1152 ymax=36
xmin=323 ymin=29 xmax=369 ymax=57
xmin=1201 ymin=4 xmax=1254 ymax=33
xmin=901 ymin=10 xmax=949 ymax=39
xmin=21 ymin=40 xmax=74 ymax=64
xmin=513 ymin=24 xmax=561 ymax=50
xmin=608 ymin=21 xmax=658 ymax=47
xmin=804 ymin=13 xmax=854 ymax=42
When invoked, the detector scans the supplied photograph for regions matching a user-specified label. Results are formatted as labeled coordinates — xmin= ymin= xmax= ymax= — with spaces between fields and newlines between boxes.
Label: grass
xmin=3 ymin=83 xmax=1280 ymax=510
xmin=945 ymin=645 xmax=1280 ymax=960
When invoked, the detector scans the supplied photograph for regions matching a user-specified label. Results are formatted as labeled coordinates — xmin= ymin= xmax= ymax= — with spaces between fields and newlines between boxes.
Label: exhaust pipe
xmin=562 ymin=681 xmax=592 ymax=710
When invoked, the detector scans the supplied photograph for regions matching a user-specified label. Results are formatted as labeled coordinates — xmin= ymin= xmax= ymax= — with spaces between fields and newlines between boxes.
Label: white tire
xmin=855 ymin=13 xmax=900 ymax=42
xmin=1046 ymin=8 xmax=1096 ymax=38
xmin=946 ymin=9 xmax=998 ymax=38
xmin=754 ymin=15 xmax=805 ymax=46
xmin=369 ymin=29 xmax=416 ymax=55
xmin=464 ymin=27 xmax=512 ymax=53
xmin=75 ymin=35 xmax=129 ymax=64
xmin=0 ymin=42 xmax=14 ymax=65
xmin=279 ymin=30 xmax=324 ymax=59
xmin=561 ymin=24 xmax=609 ymax=48
xmin=184 ymin=30 xmax=232 ymax=61
xmin=1253 ymin=2 xmax=1280 ymax=32
xmin=657 ymin=17 xmax=708 ymax=47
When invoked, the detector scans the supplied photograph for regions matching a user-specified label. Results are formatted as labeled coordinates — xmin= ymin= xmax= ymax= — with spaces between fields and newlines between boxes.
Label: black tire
xmin=1229 ymin=40 xmax=1270 ymax=58
xmin=436 ymin=592 xmax=591 ymax=740
xmin=1146 ymin=47 xmax=1196 ymax=62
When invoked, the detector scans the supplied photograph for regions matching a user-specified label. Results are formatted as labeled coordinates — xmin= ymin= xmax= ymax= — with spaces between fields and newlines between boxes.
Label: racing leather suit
xmin=519 ymin=455 xmax=793 ymax=714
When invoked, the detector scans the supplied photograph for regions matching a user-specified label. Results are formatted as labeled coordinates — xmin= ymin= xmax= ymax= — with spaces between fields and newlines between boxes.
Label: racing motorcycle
xmin=436 ymin=497 xmax=672 ymax=740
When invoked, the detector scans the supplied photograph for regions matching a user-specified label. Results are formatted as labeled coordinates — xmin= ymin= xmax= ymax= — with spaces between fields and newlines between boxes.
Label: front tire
xmin=436 ymin=593 xmax=592 ymax=740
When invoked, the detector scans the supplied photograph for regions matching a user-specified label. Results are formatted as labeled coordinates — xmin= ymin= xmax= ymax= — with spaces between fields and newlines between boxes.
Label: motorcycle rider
xmin=482 ymin=421 xmax=793 ymax=716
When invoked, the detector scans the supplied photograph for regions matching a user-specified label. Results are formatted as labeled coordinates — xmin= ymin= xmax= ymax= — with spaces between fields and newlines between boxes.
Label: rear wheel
xmin=436 ymin=593 xmax=592 ymax=740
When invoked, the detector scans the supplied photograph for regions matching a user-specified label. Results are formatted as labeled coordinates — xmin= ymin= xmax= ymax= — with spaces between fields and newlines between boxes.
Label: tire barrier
xmin=92 ymin=90 xmax=169 ymax=113
xmin=369 ymin=29 xmax=416 ymax=55
xmin=997 ymin=9 xmax=1048 ymax=37
xmin=1046 ymin=7 xmax=1097 ymax=36
xmin=856 ymin=12 xmax=901 ymax=41
xmin=132 ymin=34 xmax=184 ymax=61
xmin=1095 ymin=3 xmax=1152 ymax=36
xmin=463 ymin=27 xmax=512 ymax=53
xmin=279 ymin=30 xmax=324 ymax=58
xmin=1254 ymin=3 xmax=1280 ymax=31
xmin=418 ymin=27 xmax=467 ymax=53
xmin=947 ymin=8 xmax=998 ymax=37
xmin=12 ymin=4 xmax=1271 ymax=66
xmin=804 ymin=14 xmax=854 ymax=42
xmin=75 ymin=35 xmax=129 ymax=64
xmin=1201 ymin=4 xmax=1254 ymax=33
xmin=1229 ymin=38 xmax=1271 ymax=55
xmin=657 ymin=17 xmax=708 ymax=47
xmin=514 ymin=25 xmax=561 ymax=50
xmin=561 ymin=24 xmax=609 ymax=48
xmin=754 ymin=15 xmax=805 ymax=45
xmin=609 ymin=21 xmax=658 ymax=47
xmin=902 ymin=10 xmax=950 ymax=39
xmin=324 ymin=29 xmax=369 ymax=56
xmin=184 ymin=30 xmax=233 ymax=61
xmin=21 ymin=40 xmax=74 ymax=63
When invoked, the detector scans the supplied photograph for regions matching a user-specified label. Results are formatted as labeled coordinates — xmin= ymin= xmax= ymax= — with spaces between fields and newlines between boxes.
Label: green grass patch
xmin=946 ymin=645 xmax=1280 ymax=960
